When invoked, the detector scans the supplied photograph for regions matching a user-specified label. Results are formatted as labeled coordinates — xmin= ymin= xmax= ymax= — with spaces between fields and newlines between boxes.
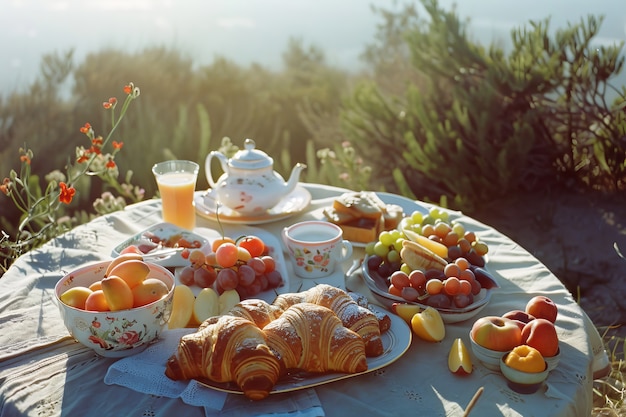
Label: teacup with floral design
xmin=282 ymin=221 xmax=353 ymax=279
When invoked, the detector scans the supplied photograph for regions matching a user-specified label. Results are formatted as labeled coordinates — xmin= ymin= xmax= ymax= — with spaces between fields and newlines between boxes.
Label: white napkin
xmin=104 ymin=328 xmax=325 ymax=417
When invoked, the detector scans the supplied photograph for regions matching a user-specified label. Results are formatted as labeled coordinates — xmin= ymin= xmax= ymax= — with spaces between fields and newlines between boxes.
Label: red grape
xmin=247 ymin=257 xmax=266 ymax=275
xmin=194 ymin=265 xmax=217 ymax=288
xmin=266 ymin=270 xmax=282 ymax=288
xmin=237 ymin=264 xmax=256 ymax=287
xmin=179 ymin=266 xmax=195 ymax=286
xmin=217 ymin=268 xmax=238 ymax=291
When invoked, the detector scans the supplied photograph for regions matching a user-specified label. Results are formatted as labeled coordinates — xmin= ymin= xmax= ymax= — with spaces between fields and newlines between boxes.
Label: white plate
xmin=195 ymin=185 xmax=312 ymax=225
xmin=174 ymin=226 xmax=290 ymax=302
xmin=111 ymin=223 xmax=211 ymax=267
xmin=196 ymin=305 xmax=411 ymax=395
xmin=319 ymin=192 xmax=429 ymax=248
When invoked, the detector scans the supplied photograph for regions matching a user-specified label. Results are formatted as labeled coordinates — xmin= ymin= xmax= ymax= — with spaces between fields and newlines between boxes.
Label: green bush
xmin=340 ymin=0 xmax=626 ymax=210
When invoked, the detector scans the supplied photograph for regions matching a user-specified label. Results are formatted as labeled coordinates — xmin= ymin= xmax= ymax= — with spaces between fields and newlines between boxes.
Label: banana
xmin=105 ymin=253 xmax=143 ymax=277
xmin=107 ymin=259 xmax=150 ymax=288
xmin=400 ymin=239 xmax=448 ymax=271
xmin=403 ymin=228 xmax=449 ymax=259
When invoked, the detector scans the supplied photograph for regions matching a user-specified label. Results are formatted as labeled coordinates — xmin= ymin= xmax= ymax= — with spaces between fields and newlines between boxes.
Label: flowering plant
xmin=0 ymin=83 xmax=145 ymax=273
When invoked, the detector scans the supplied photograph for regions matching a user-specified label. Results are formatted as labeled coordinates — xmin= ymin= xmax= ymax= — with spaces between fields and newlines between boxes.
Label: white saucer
xmin=195 ymin=185 xmax=311 ymax=225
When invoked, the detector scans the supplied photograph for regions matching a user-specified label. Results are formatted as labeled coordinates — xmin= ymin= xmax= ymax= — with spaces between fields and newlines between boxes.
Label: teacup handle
xmin=338 ymin=239 xmax=353 ymax=262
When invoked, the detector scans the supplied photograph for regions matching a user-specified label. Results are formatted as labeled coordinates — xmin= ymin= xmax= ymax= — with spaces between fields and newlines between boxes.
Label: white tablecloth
xmin=0 ymin=183 xmax=608 ymax=417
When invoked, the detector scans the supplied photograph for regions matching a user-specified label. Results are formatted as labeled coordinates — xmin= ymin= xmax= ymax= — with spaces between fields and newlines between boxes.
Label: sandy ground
xmin=469 ymin=188 xmax=626 ymax=341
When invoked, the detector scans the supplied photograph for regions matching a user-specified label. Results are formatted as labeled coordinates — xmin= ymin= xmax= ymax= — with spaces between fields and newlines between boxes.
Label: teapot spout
xmin=285 ymin=163 xmax=307 ymax=194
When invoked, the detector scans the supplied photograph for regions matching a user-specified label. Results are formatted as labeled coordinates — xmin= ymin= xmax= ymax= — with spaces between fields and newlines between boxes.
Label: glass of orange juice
xmin=152 ymin=160 xmax=199 ymax=230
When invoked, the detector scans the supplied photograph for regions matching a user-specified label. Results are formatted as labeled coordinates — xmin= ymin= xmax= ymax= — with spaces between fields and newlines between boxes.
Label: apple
xmin=391 ymin=302 xmax=422 ymax=324
xmin=521 ymin=318 xmax=559 ymax=357
xmin=448 ymin=337 xmax=472 ymax=375
xmin=502 ymin=309 xmax=536 ymax=331
xmin=410 ymin=306 xmax=446 ymax=342
xmin=470 ymin=316 xmax=522 ymax=351
xmin=502 ymin=309 xmax=536 ymax=324
xmin=525 ymin=296 xmax=558 ymax=323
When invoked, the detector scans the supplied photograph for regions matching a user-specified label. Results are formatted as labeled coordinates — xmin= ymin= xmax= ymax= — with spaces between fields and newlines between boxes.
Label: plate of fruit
xmin=361 ymin=207 xmax=498 ymax=323
xmin=167 ymin=226 xmax=290 ymax=328
xmin=112 ymin=223 xmax=211 ymax=267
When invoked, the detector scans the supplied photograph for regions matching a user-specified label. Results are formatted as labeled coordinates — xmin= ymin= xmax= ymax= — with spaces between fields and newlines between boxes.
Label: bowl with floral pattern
xmin=54 ymin=260 xmax=175 ymax=358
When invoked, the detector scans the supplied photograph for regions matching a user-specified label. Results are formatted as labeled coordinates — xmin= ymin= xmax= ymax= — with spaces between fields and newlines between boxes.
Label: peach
xmin=502 ymin=309 xmax=536 ymax=331
xmin=521 ymin=318 xmax=559 ymax=357
xmin=525 ymin=296 xmax=557 ymax=323
xmin=470 ymin=316 xmax=522 ymax=352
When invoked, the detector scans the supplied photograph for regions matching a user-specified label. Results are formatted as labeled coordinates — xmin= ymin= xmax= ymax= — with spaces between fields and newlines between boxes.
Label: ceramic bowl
xmin=469 ymin=333 xmax=509 ymax=371
xmin=545 ymin=347 xmax=561 ymax=371
xmin=500 ymin=352 xmax=549 ymax=394
xmin=54 ymin=260 xmax=175 ymax=358
xmin=362 ymin=256 xmax=498 ymax=323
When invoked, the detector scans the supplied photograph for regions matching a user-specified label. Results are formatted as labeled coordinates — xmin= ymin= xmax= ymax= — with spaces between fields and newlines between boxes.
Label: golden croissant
xmin=165 ymin=315 xmax=283 ymax=401
xmin=264 ymin=302 xmax=368 ymax=374
xmin=273 ymin=284 xmax=384 ymax=356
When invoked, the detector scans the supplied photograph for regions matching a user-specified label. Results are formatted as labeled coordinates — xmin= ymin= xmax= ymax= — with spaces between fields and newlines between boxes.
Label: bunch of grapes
xmin=179 ymin=235 xmax=283 ymax=299
xmin=399 ymin=207 xmax=488 ymax=266
xmin=386 ymin=258 xmax=483 ymax=308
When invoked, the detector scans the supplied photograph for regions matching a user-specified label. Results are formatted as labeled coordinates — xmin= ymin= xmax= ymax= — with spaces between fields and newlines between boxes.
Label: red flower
xmin=80 ymin=123 xmax=92 ymax=134
xmin=88 ymin=335 xmax=108 ymax=349
xmin=112 ymin=141 xmax=123 ymax=150
xmin=106 ymin=159 xmax=116 ymax=169
xmin=0 ymin=178 xmax=9 ymax=195
xmin=118 ymin=330 xmax=140 ymax=346
xmin=123 ymin=84 xmax=132 ymax=95
xmin=103 ymin=97 xmax=117 ymax=109
xmin=91 ymin=320 xmax=101 ymax=328
xmin=19 ymin=154 xmax=31 ymax=165
xmin=59 ymin=182 xmax=76 ymax=204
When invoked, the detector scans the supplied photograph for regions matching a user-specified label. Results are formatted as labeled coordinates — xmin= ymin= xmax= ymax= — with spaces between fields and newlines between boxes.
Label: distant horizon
xmin=1 ymin=0 xmax=625 ymax=95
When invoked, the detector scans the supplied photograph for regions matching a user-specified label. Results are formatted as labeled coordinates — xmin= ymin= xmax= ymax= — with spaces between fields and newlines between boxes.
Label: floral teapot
xmin=205 ymin=139 xmax=306 ymax=215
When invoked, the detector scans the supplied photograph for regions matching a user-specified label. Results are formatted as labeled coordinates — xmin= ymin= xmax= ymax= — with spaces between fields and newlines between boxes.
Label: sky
xmin=1 ymin=0 xmax=625 ymax=94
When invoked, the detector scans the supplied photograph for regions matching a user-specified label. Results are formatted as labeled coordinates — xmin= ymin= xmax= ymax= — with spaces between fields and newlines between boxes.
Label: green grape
xmin=410 ymin=211 xmax=424 ymax=224
xmin=378 ymin=231 xmax=395 ymax=247
xmin=400 ymin=263 xmax=411 ymax=275
xmin=429 ymin=207 xmax=442 ymax=220
xmin=452 ymin=222 xmax=465 ymax=237
xmin=387 ymin=249 xmax=401 ymax=263
xmin=373 ymin=241 xmax=390 ymax=257
xmin=365 ymin=241 xmax=376 ymax=256
xmin=389 ymin=229 xmax=403 ymax=241
xmin=399 ymin=217 xmax=414 ymax=231
xmin=421 ymin=214 xmax=435 ymax=225
xmin=393 ymin=238 xmax=404 ymax=252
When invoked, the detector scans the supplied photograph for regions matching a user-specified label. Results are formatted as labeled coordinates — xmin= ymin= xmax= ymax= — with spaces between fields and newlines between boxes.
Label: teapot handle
xmin=205 ymin=151 xmax=227 ymax=188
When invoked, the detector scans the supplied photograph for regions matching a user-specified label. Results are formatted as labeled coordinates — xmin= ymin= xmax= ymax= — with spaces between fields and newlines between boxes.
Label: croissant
xmin=263 ymin=302 xmax=367 ymax=374
xmin=226 ymin=298 xmax=284 ymax=329
xmin=273 ymin=284 xmax=384 ymax=356
xmin=165 ymin=315 xmax=283 ymax=401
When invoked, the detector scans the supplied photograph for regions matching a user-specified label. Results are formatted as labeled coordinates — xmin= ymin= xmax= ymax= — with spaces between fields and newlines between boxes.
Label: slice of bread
xmin=332 ymin=192 xmax=384 ymax=220
xmin=324 ymin=192 xmax=405 ymax=243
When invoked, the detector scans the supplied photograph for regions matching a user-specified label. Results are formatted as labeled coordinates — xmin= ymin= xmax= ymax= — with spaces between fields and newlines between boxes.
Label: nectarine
xmin=521 ymin=318 xmax=559 ymax=357
xmin=525 ymin=296 xmax=557 ymax=323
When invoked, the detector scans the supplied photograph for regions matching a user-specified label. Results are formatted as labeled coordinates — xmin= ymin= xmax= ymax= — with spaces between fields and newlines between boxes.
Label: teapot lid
xmin=229 ymin=139 xmax=273 ymax=170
